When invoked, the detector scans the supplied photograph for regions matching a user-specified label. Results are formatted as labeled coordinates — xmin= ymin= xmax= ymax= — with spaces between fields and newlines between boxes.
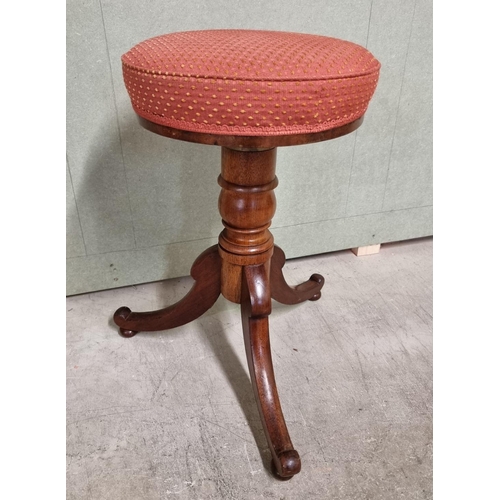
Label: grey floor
xmin=67 ymin=237 xmax=432 ymax=500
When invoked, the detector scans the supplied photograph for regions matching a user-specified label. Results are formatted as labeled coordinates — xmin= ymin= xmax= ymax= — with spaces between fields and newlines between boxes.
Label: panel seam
xmin=67 ymin=154 xmax=88 ymax=257
xmin=98 ymin=0 xmax=138 ymax=249
xmin=344 ymin=0 xmax=374 ymax=216
xmin=381 ymin=0 xmax=418 ymax=211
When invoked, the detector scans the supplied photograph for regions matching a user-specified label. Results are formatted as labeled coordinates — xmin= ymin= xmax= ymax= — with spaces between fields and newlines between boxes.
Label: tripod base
xmin=113 ymin=244 xmax=323 ymax=478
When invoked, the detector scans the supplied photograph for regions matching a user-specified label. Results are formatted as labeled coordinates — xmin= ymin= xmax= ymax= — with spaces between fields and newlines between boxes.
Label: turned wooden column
xmin=218 ymin=147 xmax=278 ymax=304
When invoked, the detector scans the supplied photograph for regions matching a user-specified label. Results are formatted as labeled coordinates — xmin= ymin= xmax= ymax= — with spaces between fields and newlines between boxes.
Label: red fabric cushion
xmin=122 ymin=30 xmax=380 ymax=136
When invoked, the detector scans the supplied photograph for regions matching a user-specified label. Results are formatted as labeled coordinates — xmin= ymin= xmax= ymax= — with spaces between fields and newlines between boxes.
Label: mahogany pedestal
xmin=113 ymin=116 xmax=363 ymax=478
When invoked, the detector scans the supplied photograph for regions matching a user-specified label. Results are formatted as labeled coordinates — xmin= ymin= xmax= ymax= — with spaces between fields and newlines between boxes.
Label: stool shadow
xmin=107 ymin=275 xmax=275 ymax=476
xmin=139 ymin=286 xmax=274 ymax=475
xmin=76 ymin=111 xmax=221 ymax=284
xmin=201 ymin=308 xmax=275 ymax=476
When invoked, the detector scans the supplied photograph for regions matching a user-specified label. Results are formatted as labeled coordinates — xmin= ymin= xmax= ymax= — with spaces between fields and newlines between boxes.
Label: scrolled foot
xmin=114 ymin=308 xmax=138 ymax=337
xmin=112 ymin=245 xmax=221 ymax=335
xmin=308 ymin=273 xmax=324 ymax=301
xmin=270 ymin=246 xmax=325 ymax=305
xmin=271 ymin=450 xmax=301 ymax=479
xmin=114 ymin=306 xmax=131 ymax=323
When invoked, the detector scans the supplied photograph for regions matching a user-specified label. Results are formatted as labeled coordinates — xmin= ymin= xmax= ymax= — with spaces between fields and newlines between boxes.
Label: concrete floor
xmin=67 ymin=237 xmax=432 ymax=500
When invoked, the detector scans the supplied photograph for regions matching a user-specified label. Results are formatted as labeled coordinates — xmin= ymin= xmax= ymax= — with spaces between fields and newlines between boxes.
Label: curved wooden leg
xmin=113 ymin=245 xmax=221 ymax=336
xmin=241 ymin=262 xmax=301 ymax=478
xmin=270 ymin=245 xmax=324 ymax=305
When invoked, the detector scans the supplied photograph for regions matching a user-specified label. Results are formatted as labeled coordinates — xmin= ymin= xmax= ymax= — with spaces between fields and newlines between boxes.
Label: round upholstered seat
xmin=122 ymin=30 xmax=380 ymax=136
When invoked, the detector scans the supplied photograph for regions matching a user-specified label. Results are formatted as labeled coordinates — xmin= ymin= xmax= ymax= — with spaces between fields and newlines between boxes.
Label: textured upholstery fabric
xmin=122 ymin=30 xmax=380 ymax=136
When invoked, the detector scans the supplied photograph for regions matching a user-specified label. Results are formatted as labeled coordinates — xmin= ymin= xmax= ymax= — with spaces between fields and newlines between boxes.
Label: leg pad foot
xmin=115 ymin=307 xmax=139 ymax=337
xmin=308 ymin=273 xmax=324 ymax=301
xmin=118 ymin=327 xmax=138 ymax=338
xmin=273 ymin=450 xmax=301 ymax=478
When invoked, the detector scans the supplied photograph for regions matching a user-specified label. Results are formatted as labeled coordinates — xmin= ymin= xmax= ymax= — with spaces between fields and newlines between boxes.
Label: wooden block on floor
xmin=351 ymin=244 xmax=381 ymax=257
